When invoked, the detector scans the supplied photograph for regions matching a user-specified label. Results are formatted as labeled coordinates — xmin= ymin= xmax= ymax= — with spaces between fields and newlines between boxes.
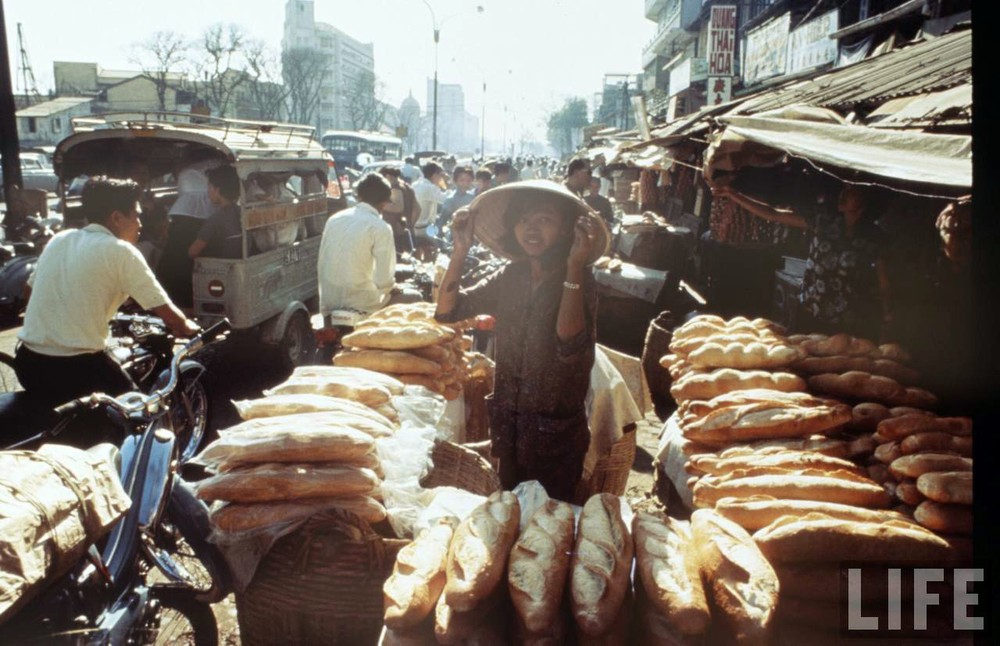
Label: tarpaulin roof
xmin=707 ymin=116 xmax=971 ymax=188
xmin=865 ymin=84 xmax=972 ymax=129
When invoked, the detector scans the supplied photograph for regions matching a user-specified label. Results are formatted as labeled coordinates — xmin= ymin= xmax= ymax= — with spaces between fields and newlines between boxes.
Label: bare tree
xmin=344 ymin=69 xmax=388 ymax=132
xmin=282 ymin=47 xmax=329 ymax=128
xmin=129 ymin=31 xmax=187 ymax=111
xmin=194 ymin=23 xmax=248 ymax=118
xmin=243 ymin=40 xmax=288 ymax=121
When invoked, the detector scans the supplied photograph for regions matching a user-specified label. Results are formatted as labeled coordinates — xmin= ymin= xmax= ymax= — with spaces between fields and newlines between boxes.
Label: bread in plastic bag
xmin=209 ymin=496 xmax=386 ymax=534
xmin=291 ymin=365 xmax=405 ymax=395
xmin=264 ymin=376 xmax=392 ymax=407
xmin=195 ymin=425 xmax=375 ymax=468
xmin=221 ymin=410 xmax=394 ymax=440
xmin=196 ymin=463 xmax=380 ymax=503
xmin=232 ymin=394 xmax=396 ymax=428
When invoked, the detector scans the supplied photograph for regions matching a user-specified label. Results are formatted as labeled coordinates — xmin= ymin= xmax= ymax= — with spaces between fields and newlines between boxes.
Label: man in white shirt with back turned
xmin=15 ymin=177 xmax=200 ymax=409
xmin=317 ymin=173 xmax=397 ymax=318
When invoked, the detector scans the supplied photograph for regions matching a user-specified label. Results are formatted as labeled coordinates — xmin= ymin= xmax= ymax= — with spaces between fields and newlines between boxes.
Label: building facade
xmin=16 ymin=97 xmax=94 ymax=147
xmin=283 ymin=0 xmax=376 ymax=133
xmin=424 ymin=80 xmax=480 ymax=154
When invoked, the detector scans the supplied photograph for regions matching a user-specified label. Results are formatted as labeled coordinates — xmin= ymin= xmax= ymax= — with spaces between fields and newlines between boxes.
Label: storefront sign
xmin=708 ymin=5 xmax=738 ymax=76
xmin=707 ymin=76 xmax=732 ymax=106
xmin=669 ymin=58 xmax=692 ymax=97
xmin=743 ymin=12 xmax=790 ymax=85
xmin=787 ymin=10 xmax=839 ymax=74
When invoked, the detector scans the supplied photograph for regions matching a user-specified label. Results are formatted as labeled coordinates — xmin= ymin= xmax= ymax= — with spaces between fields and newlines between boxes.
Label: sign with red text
xmin=708 ymin=5 xmax=738 ymax=76
xmin=707 ymin=76 xmax=732 ymax=106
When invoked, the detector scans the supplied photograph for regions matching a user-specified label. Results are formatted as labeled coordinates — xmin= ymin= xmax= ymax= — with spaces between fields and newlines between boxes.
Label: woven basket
xmin=236 ymin=441 xmax=500 ymax=645
xmin=421 ymin=440 xmax=501 ymax=496
xmin=574 ymin=426 xmax=638 ymax=504
xmin=235 ymin=509 xmax=409 ymax=646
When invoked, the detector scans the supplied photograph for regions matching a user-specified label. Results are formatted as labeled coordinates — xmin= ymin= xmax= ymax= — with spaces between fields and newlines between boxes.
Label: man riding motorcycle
xmin=14 ymin=177 xmax=200 ymax=416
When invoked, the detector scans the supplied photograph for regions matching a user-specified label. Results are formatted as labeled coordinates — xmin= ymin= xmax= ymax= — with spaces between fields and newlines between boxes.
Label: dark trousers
xmin=156 ymin=215 xmax=204 ymax=308
xmin=14 ymin=345 xmax=136 ymax=447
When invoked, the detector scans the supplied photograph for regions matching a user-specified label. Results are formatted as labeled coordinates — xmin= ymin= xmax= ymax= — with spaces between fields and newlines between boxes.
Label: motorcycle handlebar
xmin=199 ymin=319 xmax=232 ymax=345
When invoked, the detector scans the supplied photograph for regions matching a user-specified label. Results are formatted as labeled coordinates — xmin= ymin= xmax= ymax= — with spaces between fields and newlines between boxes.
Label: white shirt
xmin=520 ymin=166 xmax=538 ymax=180
xmin=317 ymin=202 xmax=396 ymax=315
xmin=19 ymin=224 xmax=170 ymax=356
xmin=401 ymin=163 xmax=421 ymax=183
xmin=412 ymin=177 xmax=446 ymax=229
xmin=168 ymin=159 xmax=221 ymax=219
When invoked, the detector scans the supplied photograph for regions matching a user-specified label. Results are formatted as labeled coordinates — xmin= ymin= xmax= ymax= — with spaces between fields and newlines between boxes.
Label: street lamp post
xmin=420 ymin=1 xmax=484 ymax=152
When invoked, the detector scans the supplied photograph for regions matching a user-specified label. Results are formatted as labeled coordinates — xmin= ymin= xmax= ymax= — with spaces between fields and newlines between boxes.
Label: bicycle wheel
xmin=146 ymin=480 xmax=230 ymax=604
xmin=150 ymin=588 xmax=218 ymax=646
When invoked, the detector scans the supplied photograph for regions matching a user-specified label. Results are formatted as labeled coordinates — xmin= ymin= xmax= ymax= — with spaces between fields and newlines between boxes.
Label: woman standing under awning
xmin=711 ymin=182 xmax=892 ymax=341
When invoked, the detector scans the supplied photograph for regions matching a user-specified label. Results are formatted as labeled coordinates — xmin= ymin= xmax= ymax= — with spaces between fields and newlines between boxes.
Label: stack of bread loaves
xmin=193 ymin=368 xmax=403 ymax=535
xmin=334 ymin=303 xmax=472 ymax=401
xmin=871 ymin=413 xmax=973 ymax=536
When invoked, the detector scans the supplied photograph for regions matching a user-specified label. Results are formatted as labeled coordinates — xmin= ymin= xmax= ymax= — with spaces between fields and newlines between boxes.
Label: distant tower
xmin=399 ymin=91 xmax=421 ymax=152
xmin=16 ymin=23 xmax=41 ymax=106
xmin=283 ymin=0 xmax=316 ymax=51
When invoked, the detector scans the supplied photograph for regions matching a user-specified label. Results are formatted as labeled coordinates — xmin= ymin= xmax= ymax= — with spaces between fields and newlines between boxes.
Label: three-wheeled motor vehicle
xmin=54 ymin=112 xmax=347 ymax=366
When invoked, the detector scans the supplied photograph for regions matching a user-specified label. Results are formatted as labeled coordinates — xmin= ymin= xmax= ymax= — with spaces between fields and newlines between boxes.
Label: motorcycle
xmin=0 ymin=320 xmax=233 ymax=645
xmin=0 ymin=215 xmax=57 ymax=326
xmin=108 ymin=313 xmax=212 ymax=464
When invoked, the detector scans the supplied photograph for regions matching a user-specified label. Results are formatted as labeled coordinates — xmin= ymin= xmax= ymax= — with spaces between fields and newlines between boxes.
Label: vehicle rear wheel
xmin=150 ymin=588 xmax=218 ymax=646
xmin=280 ymin=312 xmax=316 ymax=369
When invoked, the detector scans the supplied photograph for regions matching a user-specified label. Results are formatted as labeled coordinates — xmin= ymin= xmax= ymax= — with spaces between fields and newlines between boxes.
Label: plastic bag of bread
xmin=221 ymin=410 xmax=394 ymax=440
xmin=265 ymin=375 xmax=392 ymax=407
xmin=210 ymin=496 xmax=386 ymax=534
xmin=232 ymin=394 xmax=397 ymax=428
xmin=291 ymin=365 xmax=405 ymax=395
xmin=195 ymin=425 xmax=375 ymax=468
xmin=196 ymin=463 xmax=381 ymax=503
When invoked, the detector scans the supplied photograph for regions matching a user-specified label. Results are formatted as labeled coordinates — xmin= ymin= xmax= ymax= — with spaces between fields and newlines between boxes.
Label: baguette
xmin=670 ymin=331 xmax=780 ymax=357
xmin=342 ymin=323 xmax=454 ymax=350
xmin=508 ymin=499 xmax=576 ymax=635
xmin=688 ymin=451 xmax=862 ymax=479
xmin=890 ymin=406 xmax=935 ymax=418
xmin=874 ymin=441 xmax=902 ymax=464
xmin=670 ymin=369 xmax=805 ymax=404
xmin=291 ymin=365 xmax=407 ymax=395
xmin=774 ymin=564 xmax=918 ymax=603
xmin=753 ymin=513 xmax=952 ymax=564
xmin=232 ymin=395 xmax=397 ymax=428
xmin=867 ymin=463 xmax=891 ymax=485
xmin=384 ymin=516 xmax=459 ymax=630
xmin=681 ymin=401 xmax=851 ymax=447
xmin=889 ymin=454 xmax=973 ymax=480
xmin=443 ymin=491 xmax=520 ymax=612
xmin=714 ymin=496 xmax=912 ymax=532
xmin=894 ymin=480 xmax=925 ymax=506
xmin=877 ymin=415 xmax=973 ymax=441
xmin=686 ymin=342 xmax=803 ymax=370
xmin=850 ymin=403 xmax=891 ymax=432
xmin=632 ymin=512 xmax=710 ymax=636
xmin=704 ymin=466 xmax=874 ymax=486
xmin=914 ymin=501 xmax=973 ymax=535
xmin=264 ymin=375 xmax=392 ymax=406
xmin=916 ymin=471 xmax=972 ymax=505
xmin=801 ymin=333 xmax=876 ymax=358
xmin=570 ymin=493 xmax=633 ymax=637
xmin=691 ymin=509 xmax=778 ymax=645
xmin=808 ymin=371 xmax=903 ymax=403
xmin=721 ymin=436 xmax=852 ymax=459
xmin=692 ymin=473 xmax=891 ymax=509
xmin=899 ymin=432 xmax=972 ymax=457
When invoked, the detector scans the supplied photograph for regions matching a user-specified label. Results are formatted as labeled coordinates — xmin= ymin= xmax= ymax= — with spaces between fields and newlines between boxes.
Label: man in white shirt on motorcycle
xmin=15 ymin=176 xmax=199 ymax=407
xmin=317 ymin=173 xmax=398 ymax=320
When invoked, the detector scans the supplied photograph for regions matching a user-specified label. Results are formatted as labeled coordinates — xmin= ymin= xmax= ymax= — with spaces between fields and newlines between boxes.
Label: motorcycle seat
xmin=0 ymin=391 xmax=56 ymax=447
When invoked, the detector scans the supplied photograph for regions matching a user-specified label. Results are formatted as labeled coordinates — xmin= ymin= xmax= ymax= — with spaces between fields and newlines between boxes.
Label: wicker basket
xmin=236 ymin=441 xmax=500 ymax=645
xmin=235 ymin=509 xmax=408 ymax=646
xmin=574 ymin=426 xmax=638 ymax=504
xmin=421 ymin=440 xmax=501 ymax=496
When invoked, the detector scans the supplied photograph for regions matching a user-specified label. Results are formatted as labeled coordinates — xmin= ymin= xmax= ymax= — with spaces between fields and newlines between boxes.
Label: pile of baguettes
xmin=193 ymin=366 xmax=407 ymax=535
xmin=661 ymin=316 xmax=971 ymax=640
xmin=334 ymin=303 xmax=491 ymax=401
xmin=382 ymin=492 xmax=784 ymax=644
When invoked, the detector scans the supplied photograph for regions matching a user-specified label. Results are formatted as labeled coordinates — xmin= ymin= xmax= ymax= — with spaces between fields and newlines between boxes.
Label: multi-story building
xmin=425 ymin=80 xmax=479 ymax=154
xmin=283 ymin=0 xmax=375 ymax=133
xmin=53 ymin=61 xmax=193 ymax=113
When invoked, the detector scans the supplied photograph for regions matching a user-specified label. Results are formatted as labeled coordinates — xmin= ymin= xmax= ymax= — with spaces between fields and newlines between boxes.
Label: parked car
xmin=0 ymin=152 xmax=60 ymax=200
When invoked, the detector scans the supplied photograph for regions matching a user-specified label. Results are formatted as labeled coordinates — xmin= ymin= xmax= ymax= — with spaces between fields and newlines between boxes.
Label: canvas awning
xmin=706 ymin=116 xmax=971 ymax=188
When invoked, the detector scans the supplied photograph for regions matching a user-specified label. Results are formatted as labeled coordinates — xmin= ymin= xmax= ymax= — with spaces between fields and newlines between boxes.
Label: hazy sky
xmin=3 ymin=0 xmax=655 ymax=144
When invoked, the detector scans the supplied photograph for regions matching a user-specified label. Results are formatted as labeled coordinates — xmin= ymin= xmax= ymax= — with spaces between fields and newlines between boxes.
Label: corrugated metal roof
xmin=17 ymin=96 xmax=93 ymax=117
xmin=732 ymin=28 xmax=970 ymax=114
xmin=866 ymin=84 xmax=971 ymax=128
